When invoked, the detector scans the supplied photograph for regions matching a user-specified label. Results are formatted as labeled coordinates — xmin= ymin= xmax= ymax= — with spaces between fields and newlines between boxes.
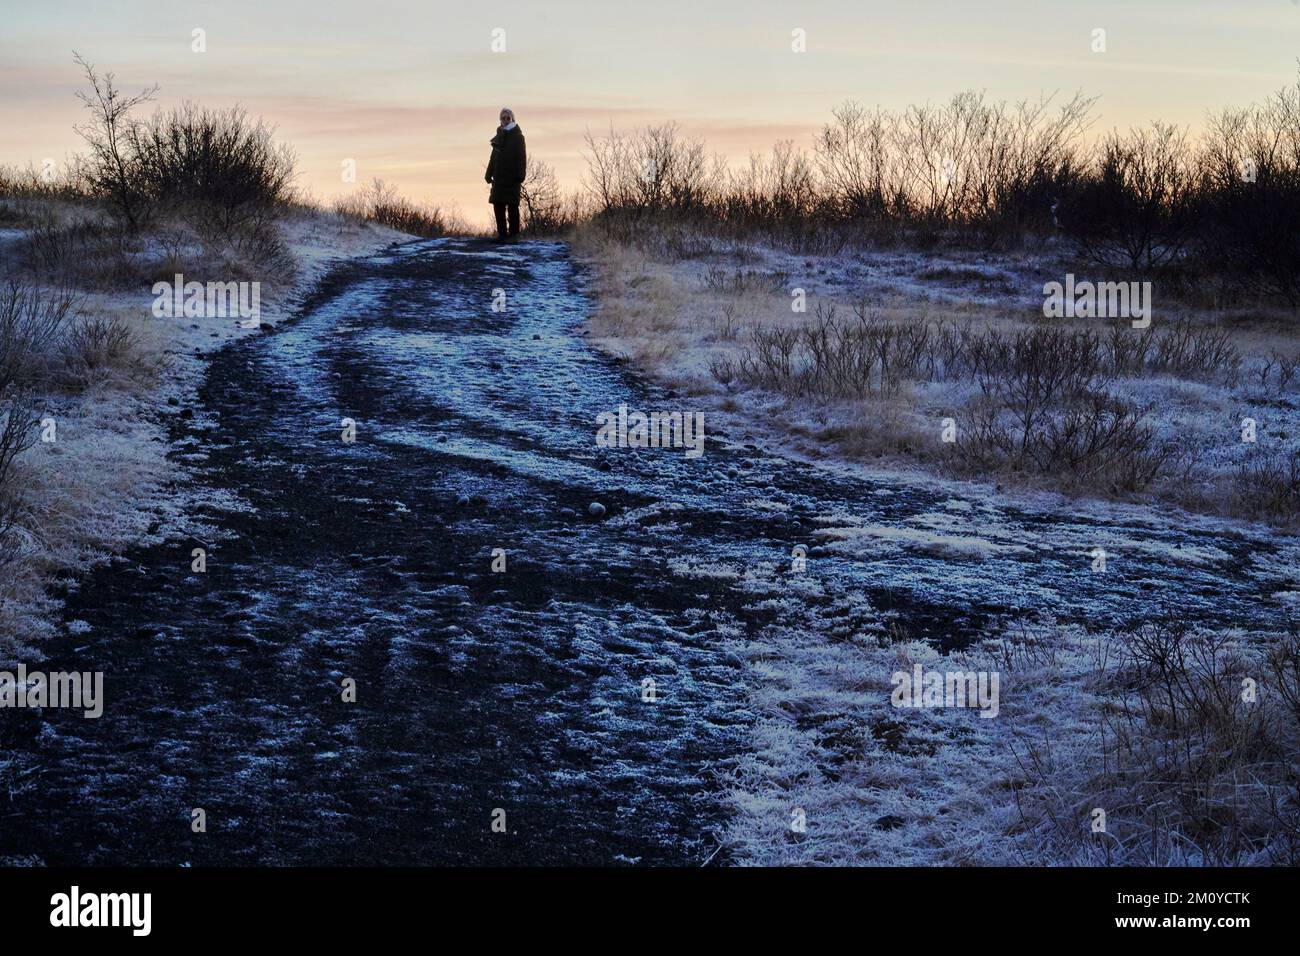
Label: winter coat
xmin=486 ymin=125 xmax=526 ymax=205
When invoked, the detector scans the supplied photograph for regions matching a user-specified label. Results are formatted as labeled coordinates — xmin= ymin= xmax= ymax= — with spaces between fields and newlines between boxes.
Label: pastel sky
xmin=3 ymin=1 xmax=1298 ymax=225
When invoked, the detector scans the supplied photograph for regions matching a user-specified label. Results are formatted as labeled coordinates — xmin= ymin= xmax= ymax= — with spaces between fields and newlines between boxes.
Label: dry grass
xmin=0 ymin=381 xmax=173 ymax=649
xmin=575 ymin=221 xmax=1300 ymax=524
xmin=11 ymin=199 xmax=295 ymax=293
xmin=712 ymin=578 xmax=1300 ymax=866
xmin=1001 ymin=624 xmax=1300 ymax=865
xmin=0 ymin=202 xmax=403 ymax=655
xmin=0 ymin=289 xmax=168 ymax=651
xmin=586 ymin=221 xmax=1300 ymax=864
xmin=0 ymin=64 xmax=443 ymax=655
xmin=332 ymin=179 xmax=469 ymax=238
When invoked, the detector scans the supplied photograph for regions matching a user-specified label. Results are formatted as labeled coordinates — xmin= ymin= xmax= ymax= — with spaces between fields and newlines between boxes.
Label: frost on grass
xmin=815 ymin=522 xmax=1032 ymax=563
xmin=1 ymin=382 xmax=170 ymax=650
xmin=717 ymin=571 xmax=1300 ymax=865
xmin=0 ymin=207 xmax=402 ymax=654
xmin=574 ymin=223 xmax=1300 ymax=527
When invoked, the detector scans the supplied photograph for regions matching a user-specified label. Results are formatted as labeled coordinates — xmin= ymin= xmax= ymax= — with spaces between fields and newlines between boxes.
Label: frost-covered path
xmin=2 ymin=237 xmax=1295 ymax=866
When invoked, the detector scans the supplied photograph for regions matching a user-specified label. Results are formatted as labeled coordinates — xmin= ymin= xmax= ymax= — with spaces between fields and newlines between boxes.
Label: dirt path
xmin=2 ymin=237 xmax=1294 ymax=865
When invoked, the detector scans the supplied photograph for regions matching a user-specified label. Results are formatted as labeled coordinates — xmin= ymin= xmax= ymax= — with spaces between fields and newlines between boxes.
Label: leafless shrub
xmin=814 ymin=101 xmax=902 ymax=222
xmin=129 ymin=102 xmax=297 ymax=236
xmin=1201 ymin=73 xmax=1300 ymax=303
xmin=701 ymin=266 xmax=789 ymax=295
xmin=928 ymin=318 xmax=972 ymax=379
xmin=582 ymin=214 xmax=717 ymax=259
xmin=0 ymin=284 xmax=77 ymax=562
xmin=948 ymin=327 xmax=1171 ymax=489
xmin=1232 ymin=450 xmax=1300 ymax=525
xmin=72 ymin=52 xmax=158 ymax=232
xmin=735 ymin=303 xmax=932 ymax=399
xmin=979 ymin=327 xmax=1104 ymax=410
xmin=1104 ymin=324 xmax=1156 ymax=377
xmin=0 ymin=160 xmax=91 ymax=202
xmin=1098 ymin=625 xmax=1296 ymax=864
xmin=1146 ymin=324 xmax=1240 ymax=382
xmin=583 ymin=122 xmax=725 ymax=218
xmin=1013 ymin=624 xmax=1300 ymax=865
xmin=711 ymin=303 xmax=740 ymax=340
xmin=1255 ymin=354 xmax=1278 ymax=388
xmin=61 ymin=315 xmax=137 ymax=385
xmin=0 ymin=390 xmax=34 ymax=566
xmin=576 ymin=73 xmax=1300 ymax=305
xmin=724 ymin=140 xmax=819 ymax=228
xmin=812 ymin=92 xmax=1094 ymax=242
xmin=334 ymin=178 xmax=450 ymax=238
xmin=0 ymin=283 xmax=77 ymax=389
xmin=722 ymin=303 xmax=1233 ymax=492
xmin=521 ymin=159 xmax=574 ymax=234
xmin=72 ymin=53 xmax=298 ymax=243
xmin=708 ymin=354 xmax=736 ymax=385
xmin=1275 ymin=352 xmax=1299 ymax=390
xmin=1267 ymin=632 xmax=1300 ymax=730
xmin=660 ymin=228 xmax=714 ymax=261
xmin=1099 ymin=323 xmax=1240 ymax=384
xmin=956 ymin=392 xmax=1166 ymax=491
xmin=1044 ymin=395 xmax=1170 ymax=490
xmin=217 ymin=207 xmax=294 ymax=279
xmin=25 ymin=210 xmax=92 ymax=275
xmin=1061 ymin=122 xmax=1199 ymax=270
xmin=21 ymin=208 xmax=135 ymax=288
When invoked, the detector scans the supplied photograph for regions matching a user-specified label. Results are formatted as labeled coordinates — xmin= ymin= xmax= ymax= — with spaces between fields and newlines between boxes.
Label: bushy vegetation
xmin=70 ymin=53 xmax=296 ymax=235
xmin=0 ymin=284 xmax=77 ymax=563
xmin=706 ymin=302 xmax=1249 ymax=493
xmin=0 ymin=59 xmax=348 ymax=647
xmin=0 ymin=56 xmax=301 ymax=290
xmin=1200 ymin=82 xmax=1300 ymax=303
xmin=579 ymin=74 xmax=1300 ymax=303
xmin=1009 ymin=623 xmax=1300 ymax=865
xmin=520 ymin=160 xmax=580 ymax=235
xmin=333 ymin=178 xmax=458 ymax=238
xmin=0 ymin=161 xmax=91 ymax=205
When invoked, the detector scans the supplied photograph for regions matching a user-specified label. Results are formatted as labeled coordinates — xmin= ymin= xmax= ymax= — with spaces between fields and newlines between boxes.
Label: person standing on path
xmin=486 ymin=107 xmax=526 ymax=241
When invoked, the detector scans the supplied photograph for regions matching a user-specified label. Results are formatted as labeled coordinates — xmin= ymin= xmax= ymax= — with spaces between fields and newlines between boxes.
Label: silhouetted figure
xmin=486 ymin=108 xmax=526 ymax=241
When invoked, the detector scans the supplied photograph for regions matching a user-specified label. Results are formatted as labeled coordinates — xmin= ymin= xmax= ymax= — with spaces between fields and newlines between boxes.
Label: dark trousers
xmin=493 ymin=202 xmax=520 ymax=239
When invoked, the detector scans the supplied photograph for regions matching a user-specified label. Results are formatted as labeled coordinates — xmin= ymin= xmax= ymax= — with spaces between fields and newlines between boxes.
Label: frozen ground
xmin=2 ymin=237 xmax=1296 ymax=865
xmin=0 ymin=208 xmax=403 ymax=646
xmin=577 ymin=230 xmax=1300 ymax=527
